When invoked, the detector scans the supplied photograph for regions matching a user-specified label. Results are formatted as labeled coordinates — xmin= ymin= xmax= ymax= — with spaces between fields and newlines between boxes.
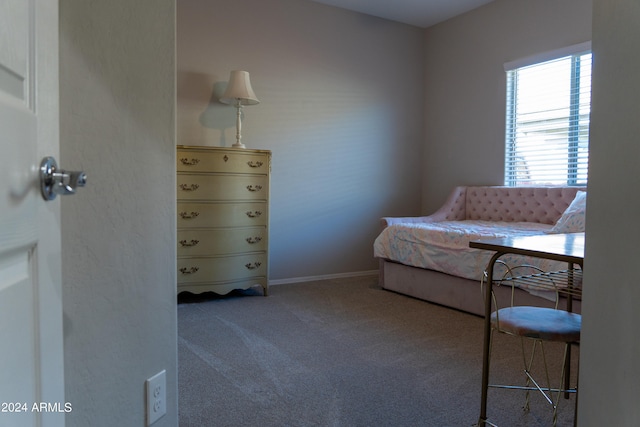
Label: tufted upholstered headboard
xmin=381 ymin=186 xmax=586 ymax=227
xmin=434 ymin=186 xmax=585 ymax=224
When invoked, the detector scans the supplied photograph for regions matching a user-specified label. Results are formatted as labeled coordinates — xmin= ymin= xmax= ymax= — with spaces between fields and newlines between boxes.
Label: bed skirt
xmin=378 ymin=259 xmax=581 ymax=317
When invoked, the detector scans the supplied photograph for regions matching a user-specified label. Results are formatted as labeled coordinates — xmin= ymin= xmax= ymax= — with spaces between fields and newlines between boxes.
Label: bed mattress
xmin=373 ymin=220 xmax=574 ymax=286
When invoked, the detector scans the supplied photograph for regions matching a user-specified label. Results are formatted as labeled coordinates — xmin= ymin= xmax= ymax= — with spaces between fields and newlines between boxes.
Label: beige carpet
xmin=178 ymin=275 xmax=578 ymax=426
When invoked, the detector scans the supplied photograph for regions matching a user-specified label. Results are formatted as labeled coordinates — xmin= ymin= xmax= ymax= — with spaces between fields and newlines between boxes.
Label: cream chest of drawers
xmin=176 ymin=145 xmax=270 ymax=295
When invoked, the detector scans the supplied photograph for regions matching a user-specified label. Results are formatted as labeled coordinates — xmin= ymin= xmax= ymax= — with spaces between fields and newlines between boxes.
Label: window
xmin=504 ymin=44 xmax=592 ymax=187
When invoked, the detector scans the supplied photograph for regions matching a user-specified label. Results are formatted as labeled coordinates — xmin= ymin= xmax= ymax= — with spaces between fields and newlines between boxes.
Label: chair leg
xmin=520 ymin=339 xmax=575 ymax=427
xmin=520 ymin=337 xmax=535 ymax=412
xmin=521 ymin=338 xmax=551 ymax=412
xmin=552 ymin=343 xmax=570 ymax=426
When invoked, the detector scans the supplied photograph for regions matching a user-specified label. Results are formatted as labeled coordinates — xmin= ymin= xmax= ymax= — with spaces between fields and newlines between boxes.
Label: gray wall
xmin=177 ymin=0 xmax=425 ymax=281
xmin=59 ymin=1 xmax=177 ymax=426
xmin=580 ymin=0 xmax=640 ymax=424
xmin=422 ymin=0 xmax=593 ymax=213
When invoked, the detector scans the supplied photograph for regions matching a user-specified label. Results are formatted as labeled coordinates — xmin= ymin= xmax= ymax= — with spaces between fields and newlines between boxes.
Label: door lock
xmin=40 ymin=156 xmax=87 ymax=201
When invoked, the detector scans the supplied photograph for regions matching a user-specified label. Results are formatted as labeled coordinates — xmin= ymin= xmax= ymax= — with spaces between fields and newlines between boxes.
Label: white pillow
xmin=548 ymin=191 xmax=587 ymax=233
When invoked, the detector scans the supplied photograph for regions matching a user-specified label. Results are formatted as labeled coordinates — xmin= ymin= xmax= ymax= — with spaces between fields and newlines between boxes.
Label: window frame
xmin=503 ymin=42 xmax=592 ymax=187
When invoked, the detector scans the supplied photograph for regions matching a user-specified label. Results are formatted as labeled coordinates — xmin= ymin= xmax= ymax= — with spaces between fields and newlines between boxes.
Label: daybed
xmin=374 ymin=186 xmax=586 ymax=317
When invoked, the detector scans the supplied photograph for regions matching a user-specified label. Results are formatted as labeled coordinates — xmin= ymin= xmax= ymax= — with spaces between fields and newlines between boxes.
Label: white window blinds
xmin=504 ymin=46 xmax=592 ymax=187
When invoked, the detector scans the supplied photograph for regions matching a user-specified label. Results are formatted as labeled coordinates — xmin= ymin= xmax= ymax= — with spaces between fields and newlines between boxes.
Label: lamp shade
xmin=220 ymin=70 xmax=260 ymax=105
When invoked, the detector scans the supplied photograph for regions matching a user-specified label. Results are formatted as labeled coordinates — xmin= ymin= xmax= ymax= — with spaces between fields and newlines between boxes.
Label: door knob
xmin=40 ymin=156 xmax=87 ymax=201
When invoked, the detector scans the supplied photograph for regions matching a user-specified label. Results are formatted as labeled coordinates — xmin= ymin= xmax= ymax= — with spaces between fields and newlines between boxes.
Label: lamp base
xmin=232 ymin=104 xmax=246 ymax=148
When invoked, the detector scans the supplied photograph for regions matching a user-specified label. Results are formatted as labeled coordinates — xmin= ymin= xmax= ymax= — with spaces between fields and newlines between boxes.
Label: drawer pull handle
xmin=245 ymin=262 xmax=262 ymax=270
xmin=246 ymin=185 xmax=262 ymax=192
xmin=179 ymin=211 xmax=200 ymax=219
xmin=246 ymin=237 xmax=262 ymax=244
xmin=245 ymin=211 xmax=262 ymax=218
xmin=179 ymin=184 xmax=200 ymax=191
xmin=247 ymin=161 xmax=263 ymax=168
xmin=180 ymin=158 xmax=200 ymax=166
xmin=179 ymin=239 xmax=200 ymax=247
xmin=179 ymin=267 xmax=200 ymax=275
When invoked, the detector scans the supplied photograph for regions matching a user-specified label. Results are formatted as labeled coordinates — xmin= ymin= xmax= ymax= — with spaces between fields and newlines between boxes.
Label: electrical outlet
xmin=146 ymin=370 xmax=166 ymax=426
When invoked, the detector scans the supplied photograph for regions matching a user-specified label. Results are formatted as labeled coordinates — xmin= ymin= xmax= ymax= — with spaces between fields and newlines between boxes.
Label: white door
xmin=0 ymin=1 xmax=66 ymax=426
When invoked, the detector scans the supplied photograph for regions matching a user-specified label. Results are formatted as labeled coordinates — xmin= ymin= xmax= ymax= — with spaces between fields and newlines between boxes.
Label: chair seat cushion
xmin=491 ymin=306 xmax=581 ymax=342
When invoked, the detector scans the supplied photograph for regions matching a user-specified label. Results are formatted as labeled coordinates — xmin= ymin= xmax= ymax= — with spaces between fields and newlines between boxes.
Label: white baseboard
xmin=269 ymin=270 xmax=379 ymax=286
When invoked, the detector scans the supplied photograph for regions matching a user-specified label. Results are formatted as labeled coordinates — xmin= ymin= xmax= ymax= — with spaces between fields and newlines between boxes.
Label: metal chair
xmin=481 ymin=261 xmax=581 ymax=426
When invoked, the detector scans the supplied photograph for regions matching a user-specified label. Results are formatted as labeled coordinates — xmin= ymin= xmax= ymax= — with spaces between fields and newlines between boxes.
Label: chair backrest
xmin=485 ymin=260 xmax=583 ymax=314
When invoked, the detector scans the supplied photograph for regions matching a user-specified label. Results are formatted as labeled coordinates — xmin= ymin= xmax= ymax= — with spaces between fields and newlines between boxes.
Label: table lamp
xmin=220 ymin=70 xmax=260 ymax=148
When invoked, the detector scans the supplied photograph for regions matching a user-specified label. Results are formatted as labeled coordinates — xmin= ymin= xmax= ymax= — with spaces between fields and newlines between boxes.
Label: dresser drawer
xmin=177 ymin=149 xmax=269 ymax=174
xmin=176 ymin=146 xmax=271 ymax=296
xmin=177 ymin=253 xmax=268 ymax=284
xmin=177 ymin=174 xmax=268 ymax=201
xmin=177 ymin=202 xmax=267 ymax=227
xmin=177 ymin=227 xmax=267 ymax=256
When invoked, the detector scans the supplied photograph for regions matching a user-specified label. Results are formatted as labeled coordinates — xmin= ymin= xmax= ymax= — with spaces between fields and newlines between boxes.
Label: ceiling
xmin=309 ymin=0 xmax=495 ymax=28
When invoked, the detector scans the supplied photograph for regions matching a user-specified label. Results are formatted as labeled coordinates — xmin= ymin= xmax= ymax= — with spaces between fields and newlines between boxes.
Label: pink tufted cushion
xmin=381 ymin=186 xmax=587 ymax=228
xmin=439 ymin=186 xmax=468 ymax=221
xmin=463 ymin=186 xmax=585 ymax=225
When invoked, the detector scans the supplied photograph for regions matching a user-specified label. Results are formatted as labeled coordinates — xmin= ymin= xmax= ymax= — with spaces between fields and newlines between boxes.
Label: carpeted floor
xmin=178 ymin=275 xmax=578 ymax=426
